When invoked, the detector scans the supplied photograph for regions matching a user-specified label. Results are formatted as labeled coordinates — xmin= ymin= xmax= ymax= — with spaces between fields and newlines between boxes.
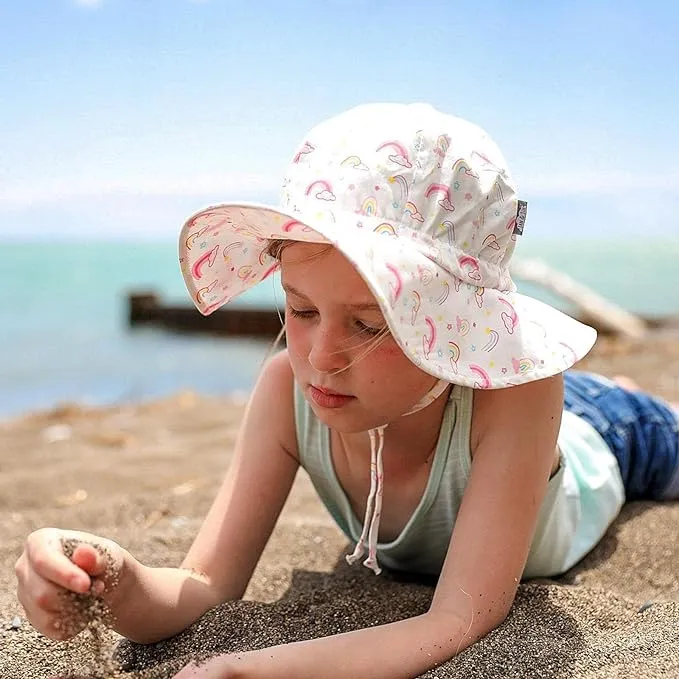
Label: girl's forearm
xmin=106 ymin=554 xmax=223 ymax=643
xmin=227 ymin=610 xmax=485 ymax=679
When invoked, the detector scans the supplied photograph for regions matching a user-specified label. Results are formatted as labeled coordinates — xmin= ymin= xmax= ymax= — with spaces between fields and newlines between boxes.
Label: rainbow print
xmin=360 ymin=196 xmax=378 ymax=216
xmin=424 ymin=183 xmax=451 ymax=201
xmin=492 ymin=177 xmax=505 ymax=203
xmin=423 ymin=316 xmax=436 ymax=359
xmin=376 ymin=141 xmax=412 ymax=168
xmin=385 ymin=263 xmax=403 ymax=306
xmin=373 ymin=223 xmax=396 ymax=236
xmin=482 ymin=329 xmax=500 ymax=352
xmin=459 ymin=255 xmax=481 ymax=281
xmin=191 ymin=245 xmax=219 ymax=280
xmin=305 ymin=180 xmax=336 ymax=201
xmin=436 ymin=134 xmax=450 ymax=155
xmin=404 ymin=201 xmax=424 ymax=222
xmin=456 ymin=315 xmax=470 ymax=336
xmin=448 ymin=342 xmax=460 ymax=373
xmin=341 ymin=155 xmax=364 ymax=167
xmin=411 ymin=291 xmax=421 ymax=325
xmin=512 ymin=357 xmax=536 ymax=375
xmin=282 ymin=219 xmax=305 ymax=232
xmin=185 ymin=218 xmax=228 ymax=250
xmin=499 ymin=299 xmax=518 ymax=334
xmin=237 ymin=265 xmax=254 ymax=281
xmin=418 ymin=266 xmax=434 ymax=285
xmin=222 ymin=241 xmax=244 ymax=264
xmin=293 ymin=141 xmax=315 ymax=163
xmin=470 ymin=364 xmax=492 ymax=389
xmin=196 ymin=280 xmax=218 ymax=303
xmin=436 ymin=280 xmax=450 ymax=305
xmin=559 ymin=342 xmax=577 ymax=363
xmin=452 ymin=159 xmax=479 ymax=178
xmin=388 ymin=174 xmax=409 ymax=205
xmin=440 ymin=220 xmax=455 ymax=245
xmin=483 ymin=234 xmax=500 ymax=251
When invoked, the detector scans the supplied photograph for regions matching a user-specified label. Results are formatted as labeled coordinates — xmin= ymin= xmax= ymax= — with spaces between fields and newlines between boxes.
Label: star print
xmin=502 ymin=368 xmax=508 ymax=374
xmin=447 ymin=324 xmax=453 ymax=330
xmin=465 ymin=193 xmax=473 ymax=201
xmin=471 ymin=345 xmax=476 ymax=351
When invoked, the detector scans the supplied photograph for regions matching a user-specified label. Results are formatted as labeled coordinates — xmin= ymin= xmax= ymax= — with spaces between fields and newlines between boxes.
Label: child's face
xmin=281 ymin=243 xmax=437 ymax=432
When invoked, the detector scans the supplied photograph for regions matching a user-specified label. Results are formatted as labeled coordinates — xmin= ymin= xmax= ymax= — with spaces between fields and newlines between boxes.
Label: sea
xmin=1 ymin=238 xmax=678 ymax=420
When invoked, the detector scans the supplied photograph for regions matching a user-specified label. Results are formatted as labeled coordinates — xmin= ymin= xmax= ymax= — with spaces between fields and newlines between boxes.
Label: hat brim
xmin=179 ymin=202 xmax=597 ymax=388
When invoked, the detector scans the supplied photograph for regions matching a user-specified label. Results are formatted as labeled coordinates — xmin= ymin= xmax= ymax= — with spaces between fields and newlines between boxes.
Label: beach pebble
xmin=8 ymin=616 xmax=22 ymax=630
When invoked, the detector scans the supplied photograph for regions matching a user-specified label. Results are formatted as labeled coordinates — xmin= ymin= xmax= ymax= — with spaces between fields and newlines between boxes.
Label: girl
xmin=16 ymin=103 xmax=679 ymax=679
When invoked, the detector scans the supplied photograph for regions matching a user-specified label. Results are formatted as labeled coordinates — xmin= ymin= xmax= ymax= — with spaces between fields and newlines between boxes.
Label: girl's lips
xmin=309 ymin=385 xmax=355 ymax=409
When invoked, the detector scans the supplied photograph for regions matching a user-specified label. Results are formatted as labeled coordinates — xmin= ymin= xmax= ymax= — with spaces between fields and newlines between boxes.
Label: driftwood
xmin=510 ymin=258 xmax=647 ymax=340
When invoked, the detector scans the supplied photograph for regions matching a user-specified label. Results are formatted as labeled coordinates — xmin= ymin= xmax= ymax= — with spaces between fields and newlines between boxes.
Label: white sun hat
xmin=179 ymin=102 xmax=596 ymax=389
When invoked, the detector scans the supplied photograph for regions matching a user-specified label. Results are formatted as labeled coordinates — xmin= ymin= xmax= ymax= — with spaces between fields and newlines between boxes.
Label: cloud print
xmin=405 ymin=207 xmax=424 ymax=222
xmin=438 ymin=198 xmax=456 ymax=212
xmin=315 ymin=190 xmax=336 ymax=201
xmin=388 ymin=154 xmax=412 ymax=169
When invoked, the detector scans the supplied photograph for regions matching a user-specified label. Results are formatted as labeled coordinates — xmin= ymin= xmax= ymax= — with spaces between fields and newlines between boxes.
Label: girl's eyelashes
xmin=287 ymin=306 xmax=316 ymax=320
xmin=287 ymin=306 xmax=385 ymax=337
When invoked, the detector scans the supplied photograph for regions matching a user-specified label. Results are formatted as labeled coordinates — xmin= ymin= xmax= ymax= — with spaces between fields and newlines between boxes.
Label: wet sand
xmin=1 ymin=333 xmax=678 ymax=678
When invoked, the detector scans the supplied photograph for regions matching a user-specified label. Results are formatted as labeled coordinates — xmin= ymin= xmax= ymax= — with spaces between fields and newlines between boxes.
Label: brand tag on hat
xmin=513 ymin=200 xmax=528 ymax=236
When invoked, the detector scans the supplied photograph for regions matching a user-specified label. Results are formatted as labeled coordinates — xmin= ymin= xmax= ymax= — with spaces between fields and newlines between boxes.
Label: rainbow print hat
xmin=179 ymin=103 xmax=596 ymax=388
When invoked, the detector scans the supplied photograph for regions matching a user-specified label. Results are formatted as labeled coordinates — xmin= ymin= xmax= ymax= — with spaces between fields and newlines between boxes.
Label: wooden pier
xmin=128 ymin=292 xmax=284 ymax=340
xmin=126 ymin=260 xmax=676 ymax=341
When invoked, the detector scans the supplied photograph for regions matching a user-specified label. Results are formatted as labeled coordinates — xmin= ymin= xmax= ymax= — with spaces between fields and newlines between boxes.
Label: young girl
xmin=16 ymin=103 xmax=679 ymax=679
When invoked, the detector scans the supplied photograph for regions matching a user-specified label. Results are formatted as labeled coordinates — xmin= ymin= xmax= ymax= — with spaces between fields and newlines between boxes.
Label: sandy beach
xmin=1 ymin=332 xmax=678 ymax=678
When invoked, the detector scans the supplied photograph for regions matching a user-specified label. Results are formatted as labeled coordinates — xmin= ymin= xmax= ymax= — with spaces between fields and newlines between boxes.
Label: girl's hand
xmin=15 ymin=527 xmax=125 ymax=640
xmin=172 ymin=655 xmax=235 ymax=678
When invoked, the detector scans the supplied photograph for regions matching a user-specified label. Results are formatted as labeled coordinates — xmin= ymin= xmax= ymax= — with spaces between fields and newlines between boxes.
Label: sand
xmin=1 ymin=332 xmax=679 ymax=678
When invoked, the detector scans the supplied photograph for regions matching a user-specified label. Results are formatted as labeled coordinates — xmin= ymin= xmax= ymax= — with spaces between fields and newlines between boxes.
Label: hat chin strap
xmin=345 ymin=379 xmax=450 ymax=575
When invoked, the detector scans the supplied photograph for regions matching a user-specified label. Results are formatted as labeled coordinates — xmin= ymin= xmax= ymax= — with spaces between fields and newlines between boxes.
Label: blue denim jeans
xmin=563 ymin=371 xmax=679 ymax=501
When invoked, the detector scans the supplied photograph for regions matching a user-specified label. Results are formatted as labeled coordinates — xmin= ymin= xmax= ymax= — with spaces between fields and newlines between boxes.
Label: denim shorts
xmin=563 ymin=371 xmax=679 ymax=501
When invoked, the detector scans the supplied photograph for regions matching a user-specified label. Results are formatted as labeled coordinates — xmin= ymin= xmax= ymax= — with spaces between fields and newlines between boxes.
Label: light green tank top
xmin=294 ymin=382 xmax=624 ymax=578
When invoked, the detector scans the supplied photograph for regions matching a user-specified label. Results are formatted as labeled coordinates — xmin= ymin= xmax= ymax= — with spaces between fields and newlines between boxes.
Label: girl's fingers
xmin=71 ymin=543 xmax=107 ymax=578
xmin=27 ymin=535 xmax=92 ymax=594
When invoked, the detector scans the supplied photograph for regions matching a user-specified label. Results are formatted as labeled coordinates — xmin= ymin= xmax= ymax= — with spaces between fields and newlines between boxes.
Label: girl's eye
xmin=355 ymin=320 xmax=385 ymax=336
xmin=288 ymin=306 xmax=316 ymax=319
xmin=288 ymin=306 xmax=384 ymax=337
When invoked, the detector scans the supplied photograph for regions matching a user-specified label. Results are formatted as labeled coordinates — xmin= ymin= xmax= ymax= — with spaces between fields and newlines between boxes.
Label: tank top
xmin=294 ymin=382 xmax=625 ymax=578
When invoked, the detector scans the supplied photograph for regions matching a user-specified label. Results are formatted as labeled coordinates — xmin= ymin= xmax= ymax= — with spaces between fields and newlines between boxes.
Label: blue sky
xmin=1 ymin=0 xmax=678 ymax=241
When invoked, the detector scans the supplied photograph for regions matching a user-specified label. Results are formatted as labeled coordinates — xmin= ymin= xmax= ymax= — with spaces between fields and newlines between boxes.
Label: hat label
xmin=513 ymin=200 xmax=527 ymax=236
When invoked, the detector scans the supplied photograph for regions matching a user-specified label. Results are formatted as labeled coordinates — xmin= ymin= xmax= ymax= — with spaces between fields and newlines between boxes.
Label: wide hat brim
xmin=179 ymin=202 xmax=597 ymax=389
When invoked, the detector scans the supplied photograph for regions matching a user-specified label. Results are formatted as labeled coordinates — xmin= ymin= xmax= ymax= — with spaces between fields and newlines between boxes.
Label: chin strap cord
xmin=345 ymin=379 xmax=450 ymax=575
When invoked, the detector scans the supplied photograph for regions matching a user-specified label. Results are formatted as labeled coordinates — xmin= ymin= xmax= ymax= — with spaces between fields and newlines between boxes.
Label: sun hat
xmin=179 ymin=102 xmax=596 ymax=389
xmin=179 ymin=103 xmax=598 ymax=576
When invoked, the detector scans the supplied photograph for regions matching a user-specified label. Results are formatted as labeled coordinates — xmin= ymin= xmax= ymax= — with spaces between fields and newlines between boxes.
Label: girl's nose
xmin=307 ymin=325 xmax=350 ymax=375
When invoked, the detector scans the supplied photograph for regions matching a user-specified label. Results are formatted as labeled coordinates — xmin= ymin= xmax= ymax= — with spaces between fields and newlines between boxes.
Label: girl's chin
xmin=307 ymin=399 xmax=392 ymax=434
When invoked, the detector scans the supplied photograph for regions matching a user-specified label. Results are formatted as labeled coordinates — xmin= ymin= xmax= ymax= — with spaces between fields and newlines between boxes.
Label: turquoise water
xmin=1 ymin=239 xmax=678 ymax=418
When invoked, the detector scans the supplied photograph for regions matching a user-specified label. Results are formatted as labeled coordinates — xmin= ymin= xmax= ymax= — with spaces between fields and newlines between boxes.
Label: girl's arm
xmin=184 ymin=374 xmax=564 ymax=678
xmin=108 ymin=350 xmax=300 ymax=643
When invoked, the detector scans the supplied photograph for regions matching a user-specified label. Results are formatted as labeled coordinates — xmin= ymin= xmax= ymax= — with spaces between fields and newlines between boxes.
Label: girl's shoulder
xmin=248 ymin=349 xmax=299 ymax=461
xmin=470 ymin=374 xmax=564 ymax=447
